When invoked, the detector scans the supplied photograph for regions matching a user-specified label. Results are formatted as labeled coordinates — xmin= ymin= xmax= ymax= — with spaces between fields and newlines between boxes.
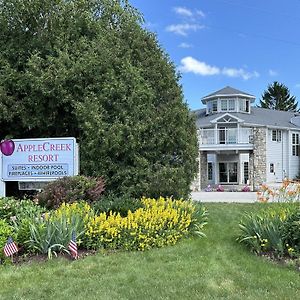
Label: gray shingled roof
xmin=201 ymin=86 xmax=255 ymax=104
xmin=194 ymin=107 xmax=300 ymax=129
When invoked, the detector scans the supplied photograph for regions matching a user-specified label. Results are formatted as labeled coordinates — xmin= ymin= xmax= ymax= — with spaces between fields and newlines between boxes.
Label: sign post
xmin=0 ymin=137 xmax=79 ymax=197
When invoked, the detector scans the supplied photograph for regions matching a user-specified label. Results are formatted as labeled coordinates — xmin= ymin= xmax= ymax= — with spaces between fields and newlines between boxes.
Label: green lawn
xmin=1 ymin=203 xmax=300 ymax=300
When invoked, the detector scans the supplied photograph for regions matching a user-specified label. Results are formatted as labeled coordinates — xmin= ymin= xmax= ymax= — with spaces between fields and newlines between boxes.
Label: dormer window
xmin=221 ymin=99 xmax=235 ymax=112
xmin=239 ymin=99 xmax=250 ymax=113
xmin=207 ymin=100 xmax=218 ymax=114
xmin=212 ymin=100 xmax=218 ymax=112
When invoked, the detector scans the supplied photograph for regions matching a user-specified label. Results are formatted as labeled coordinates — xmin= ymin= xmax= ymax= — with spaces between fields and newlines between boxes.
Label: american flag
xmin=68 ymin=230 xmax=78 ymax=259
xmin=4 ymin=236 xmax=18 ymax=257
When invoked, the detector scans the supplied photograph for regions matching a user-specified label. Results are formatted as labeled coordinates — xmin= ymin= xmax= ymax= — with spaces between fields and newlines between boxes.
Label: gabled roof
xmin=194 ymin=107 xmax=300 ymax=130
xmin=210 ymin=113 xmax=244 ymax=124
xmin=201 ymin=86 xmax=255 ymax=104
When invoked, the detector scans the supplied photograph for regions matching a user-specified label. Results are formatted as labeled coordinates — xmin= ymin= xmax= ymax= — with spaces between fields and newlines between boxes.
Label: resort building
xmin=193 ymin=86 xmax=300 ymax=191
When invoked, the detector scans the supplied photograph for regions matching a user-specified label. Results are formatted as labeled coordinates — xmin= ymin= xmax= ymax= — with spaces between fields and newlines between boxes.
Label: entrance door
xmin=219 ymin=162 xmax=238 ymax=183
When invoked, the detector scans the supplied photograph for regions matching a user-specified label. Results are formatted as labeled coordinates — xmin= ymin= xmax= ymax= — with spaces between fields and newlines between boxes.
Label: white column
xmin=0 ymin=154 xmax=5 ymax=197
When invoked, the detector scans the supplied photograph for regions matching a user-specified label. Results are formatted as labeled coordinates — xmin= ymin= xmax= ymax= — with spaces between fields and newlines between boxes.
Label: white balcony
xmin=199 ymin=127 xmax=253 ymax=151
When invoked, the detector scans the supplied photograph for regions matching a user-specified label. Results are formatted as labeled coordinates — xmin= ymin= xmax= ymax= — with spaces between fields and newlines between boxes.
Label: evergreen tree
xmin=259 ymin=81 xmax=298 ymax=111
xmin=0 ymin=0 xmax=198 ymax=198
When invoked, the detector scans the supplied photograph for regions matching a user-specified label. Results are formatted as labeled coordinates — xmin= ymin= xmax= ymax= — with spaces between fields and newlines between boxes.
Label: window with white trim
xmin=221 ymin=100 xmax=227 ymax=111
xmin=228 ymin=99 xmax=235 ymax=111
xmin=207 ymin=162 xmax=213 ymax=181
xmin=239 ymin=99 xmax=250 ymax=113
xmin=212 ymin=100 xmax=218 ymax=112
xmin=220 ymin=99 xmax=236 ymax=112
xmin=272 ymin=130 xmax=282 ymax=142
xmin=243 ymin=162 xmax=249 ymax=184
xmin=292 ymin=133 xmax=299 ymax=156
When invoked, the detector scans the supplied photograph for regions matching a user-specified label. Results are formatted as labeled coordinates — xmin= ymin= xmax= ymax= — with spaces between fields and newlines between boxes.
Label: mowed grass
xmin=1 ymin=203 xmax=300 ymax=300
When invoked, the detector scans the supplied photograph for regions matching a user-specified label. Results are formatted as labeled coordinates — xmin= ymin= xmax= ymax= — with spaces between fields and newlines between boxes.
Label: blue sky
xmin=130 ymin=0 xmax=300 ymax=110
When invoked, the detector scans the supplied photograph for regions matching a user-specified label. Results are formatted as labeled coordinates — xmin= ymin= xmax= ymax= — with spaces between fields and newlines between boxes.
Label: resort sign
xmin=1 ymin=137 xmax=79 ymax=181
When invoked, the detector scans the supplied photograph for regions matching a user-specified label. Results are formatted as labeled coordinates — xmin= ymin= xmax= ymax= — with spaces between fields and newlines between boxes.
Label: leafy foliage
xmin=0 ymin=0 xmax=198 ymax=198
xmin=0 ymin=220 xmax=15 ymax=263
xmin=93 ymin=194 xmax=143 ymax=217
xmin=259 ymin=81 xmax=298 ymax=112
xmin=237 ymin=204 xmax=300 ymax=258
xmin=26 ymin=202 xmax=92 ymax=256
xmin=0 ymin=197 xmax=44 ymax=220
xmin=36 ymin=176 xmax=105 ymax=209
xmin=281 ymin=208 xmax=300 ymax=255
xmin=0 ymin=197 xmax=46 ymax=252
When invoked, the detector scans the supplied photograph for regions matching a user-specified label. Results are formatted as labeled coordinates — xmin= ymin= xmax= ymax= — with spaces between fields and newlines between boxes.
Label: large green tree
xmin=0 ymin=0 xmax=198 ymax=198
xmin=259 ymin=81 xmax=298 ymax=111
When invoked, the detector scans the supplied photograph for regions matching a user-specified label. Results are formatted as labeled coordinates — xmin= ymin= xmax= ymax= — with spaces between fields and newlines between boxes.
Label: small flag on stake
xmin=4 ymin=236 xmax=18 ymax=257
xmin=68 ymin=230 xmax=78 ymax=259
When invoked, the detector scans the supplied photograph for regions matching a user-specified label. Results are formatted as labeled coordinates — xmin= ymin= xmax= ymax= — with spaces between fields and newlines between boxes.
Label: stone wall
xmin=250 ymin=127 xmax=267 ymax=190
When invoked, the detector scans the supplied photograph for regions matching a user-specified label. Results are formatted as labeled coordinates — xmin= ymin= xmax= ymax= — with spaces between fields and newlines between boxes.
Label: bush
xmin=281 ymin=208 xmax=300 ymax=256
xmin=0 ymin=197 xmax=46 ymax=250
xmin=85 ymin=197 xmax=207 ymax=251
xmin=36 ymin=176 xmax=105 ymax=209
xmin=93 ymin=194 xmax=143 ymax=217
xmin=0 ymin=197 xmax=44 ymax=221
xmin=0 ymin=220 xmax=15 ymax=263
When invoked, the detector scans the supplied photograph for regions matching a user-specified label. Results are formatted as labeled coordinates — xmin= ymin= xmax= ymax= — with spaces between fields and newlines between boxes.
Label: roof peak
xmin=202 ymin=86 xmax=255 ymax=100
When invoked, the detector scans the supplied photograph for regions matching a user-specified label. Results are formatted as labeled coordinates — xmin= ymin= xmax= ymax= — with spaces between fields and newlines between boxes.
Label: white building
xmin=193 ymin=86 xmax=300 ymax=191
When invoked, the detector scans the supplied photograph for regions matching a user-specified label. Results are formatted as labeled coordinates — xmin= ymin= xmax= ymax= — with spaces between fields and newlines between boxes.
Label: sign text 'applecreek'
xmin=16 ymin=142 xmax=72 ymax=162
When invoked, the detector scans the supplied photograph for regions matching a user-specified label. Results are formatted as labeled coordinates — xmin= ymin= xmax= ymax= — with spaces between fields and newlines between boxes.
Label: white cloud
xmin=173 ymin=7 xmax=205 ymax=18
xmin=178 ymin=42 xmax=193 ymax=48
xmin=223 ymin=68 xmax=260 ymax=80
xmin=179 ymin=57 xmax=220 ymax=76
xmin=269 ymin=69 xmax=278 ymax=76
xmin=179 ymin=56 xmax=259 ymax=80
xmin=196 ymin=10 xmax=206 ymax=18
xmin=166 ymin=23 xmax=204 ymax=36
xmin=174 ymin=7 xmax=193 ymax=17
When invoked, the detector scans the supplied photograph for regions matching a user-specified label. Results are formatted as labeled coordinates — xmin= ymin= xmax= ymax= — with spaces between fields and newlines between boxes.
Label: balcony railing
xmin=199 ymin=128 xmax=253 ymax=145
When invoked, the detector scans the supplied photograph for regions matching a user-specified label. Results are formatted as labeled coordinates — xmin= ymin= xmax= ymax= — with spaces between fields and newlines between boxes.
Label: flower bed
xmin=86 ymin=197 xmax=207 ymax=251
xmin=0 ymin=196 xmax=207 ymax=263
xmin=257 ymin=180 xmax=300 ymax=202
xmin=237 ymin=203 xmax=300 ymax=259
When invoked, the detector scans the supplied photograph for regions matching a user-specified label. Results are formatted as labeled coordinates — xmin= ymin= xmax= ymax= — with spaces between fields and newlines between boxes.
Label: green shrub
xmin=281 ymin=207 xmax=300 ymax=256
xmin=0 ymin=197 xmax=45 ymax=251
xmin=36 ymin=176 xmax=105 ymax=209
xmin=93 ymin=194 xmax=143 ymax=217
xmin=0 ymin=197 xmax=44 ymax=221
xmin=0 ymin=220 xmax=15 ymax=263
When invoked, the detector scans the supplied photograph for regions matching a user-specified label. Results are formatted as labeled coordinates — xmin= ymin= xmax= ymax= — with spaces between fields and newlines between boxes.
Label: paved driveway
xmin=191 ymin=192 xmax=257 ymax=203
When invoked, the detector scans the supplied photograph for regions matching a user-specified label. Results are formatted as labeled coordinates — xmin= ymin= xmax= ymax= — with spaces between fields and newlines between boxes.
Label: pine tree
xmin=259 ymin=81 xmax=298 ymax=112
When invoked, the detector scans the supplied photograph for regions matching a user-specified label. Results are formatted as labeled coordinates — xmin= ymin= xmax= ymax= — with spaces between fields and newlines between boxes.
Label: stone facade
xmin=249 ymin=127 xmax=267 ymax=190
xmin=200 ymin=151 xmax=208 ymax=190
xmin=190 ymin=151 xmax=207 ymax=191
